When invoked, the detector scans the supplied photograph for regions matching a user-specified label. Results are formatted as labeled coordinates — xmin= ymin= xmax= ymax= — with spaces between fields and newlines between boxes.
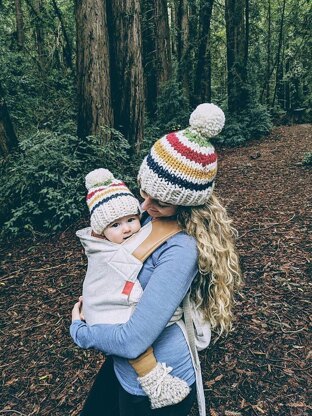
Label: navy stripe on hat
xmin=146 ymin=153 xmax=214 ymax=192
xmin=90 ymin=193 xmax=138 ymax=216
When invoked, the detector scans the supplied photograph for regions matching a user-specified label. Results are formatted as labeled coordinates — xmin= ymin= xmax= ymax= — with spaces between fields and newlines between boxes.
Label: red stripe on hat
xmin=87 ymin=182 xmax=126 ymax=200
xmin=166 ymin=133 xmax=217 ymax=165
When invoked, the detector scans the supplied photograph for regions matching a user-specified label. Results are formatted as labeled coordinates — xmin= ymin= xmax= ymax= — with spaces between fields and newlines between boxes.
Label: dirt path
xmin=1 ymin=124 xmax=311 ymax=416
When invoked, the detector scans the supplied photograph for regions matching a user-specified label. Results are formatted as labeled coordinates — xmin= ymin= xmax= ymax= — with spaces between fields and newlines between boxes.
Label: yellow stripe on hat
xmin=154 ymin=140 xmax=217 ymax=181
xmin=88 ymin=186 xmax=131 ymax=209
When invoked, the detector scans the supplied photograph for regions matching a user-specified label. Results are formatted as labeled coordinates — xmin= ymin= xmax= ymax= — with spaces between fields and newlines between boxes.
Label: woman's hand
xmin=72 ymin=296 xmax=85 ymax=322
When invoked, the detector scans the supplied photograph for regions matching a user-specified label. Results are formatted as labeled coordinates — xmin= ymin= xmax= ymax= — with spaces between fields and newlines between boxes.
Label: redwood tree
xmin=193 ymin=0 xmax=214 ymax=104
xmin=142 ymin=0 xmax=172 ymax=116
xmin=225 ymin=0 xmax=249 ymax=112
xmin=75 ymin=0 xmax=113 ymax=139
xmin=175 ymin=0 xmax=191 ymax=99
xmin=154 ymin=0 xmax=172 ymax=95
xmin=108 ymin=0 xmax=144 ymax=152
xmin=14 ymin=0 xmax=25 ymax=49
xmin=33 ymin=0 xmax=46 ymax=69
xmin=51 ymin=0 xmax=73 ymax=69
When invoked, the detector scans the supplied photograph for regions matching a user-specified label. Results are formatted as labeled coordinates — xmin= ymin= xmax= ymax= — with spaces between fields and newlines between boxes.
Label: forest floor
xmin=1 ymin=124 xmax=311 ymax=416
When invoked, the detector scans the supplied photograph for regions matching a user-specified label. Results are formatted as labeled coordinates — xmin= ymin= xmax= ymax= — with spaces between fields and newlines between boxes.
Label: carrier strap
xmin=132 ymin=219 xmax=181 ymax=262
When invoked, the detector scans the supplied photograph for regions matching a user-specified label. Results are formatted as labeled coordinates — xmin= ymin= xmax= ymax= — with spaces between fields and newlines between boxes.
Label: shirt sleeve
xmin=69 ymin=233 xmax=198 ymax=359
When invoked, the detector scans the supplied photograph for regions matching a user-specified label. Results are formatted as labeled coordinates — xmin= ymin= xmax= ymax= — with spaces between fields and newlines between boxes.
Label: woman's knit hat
xmin=85 ymin=169 xmax=141 ymax=234
xmin=138 ymin=103 xmax=225 ymax=206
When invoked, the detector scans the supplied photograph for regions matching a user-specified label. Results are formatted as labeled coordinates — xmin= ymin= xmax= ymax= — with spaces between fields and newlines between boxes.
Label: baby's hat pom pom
xmin=85 ymin=168 xmax=114 ymax=190
xmin=189 ymin=103 xmax=225 ymax=138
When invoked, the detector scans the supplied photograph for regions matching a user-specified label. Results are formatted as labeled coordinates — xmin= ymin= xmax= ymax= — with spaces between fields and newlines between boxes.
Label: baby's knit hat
xmin=138 ymin=103 xmax=225 ymax=206
xmin=85 ymin=168 xmax=141 ymax=235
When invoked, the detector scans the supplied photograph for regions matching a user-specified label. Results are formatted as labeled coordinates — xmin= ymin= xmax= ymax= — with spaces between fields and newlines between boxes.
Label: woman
xmin=70 ymin=103 xmax=242 ymax=416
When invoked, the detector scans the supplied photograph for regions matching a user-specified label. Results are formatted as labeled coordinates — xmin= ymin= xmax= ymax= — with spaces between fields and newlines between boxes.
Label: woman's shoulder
xmin=141 ymin=214 xmax=198 ymax=261
xmin=154 ymin=230 xmax=198 ymax=260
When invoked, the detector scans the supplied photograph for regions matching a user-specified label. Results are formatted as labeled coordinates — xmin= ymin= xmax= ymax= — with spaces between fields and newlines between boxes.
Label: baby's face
xmin=103 ymin=214 xmax=141 ymax=244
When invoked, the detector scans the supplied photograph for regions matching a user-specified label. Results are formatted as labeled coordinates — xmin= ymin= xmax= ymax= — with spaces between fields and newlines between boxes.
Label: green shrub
xmin=0 ymin=128 xmax=135 ymax=237
xmin=218 ymin=118 xmax=247 ymax=146
xmin=245 ymin=104 xmax=273 ymax=138
xmin=218 ymin=104 xmax=272 ymax=146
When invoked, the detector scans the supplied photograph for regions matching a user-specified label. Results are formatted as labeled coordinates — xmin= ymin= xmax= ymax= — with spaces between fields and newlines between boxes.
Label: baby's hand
xmin=72 ymin=296 xmax=84 ymax=322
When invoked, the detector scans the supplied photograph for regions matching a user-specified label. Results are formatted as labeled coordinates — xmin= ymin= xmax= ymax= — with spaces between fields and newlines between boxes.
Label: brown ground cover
xmin=1 ymin=124 xmax=311 ymax=415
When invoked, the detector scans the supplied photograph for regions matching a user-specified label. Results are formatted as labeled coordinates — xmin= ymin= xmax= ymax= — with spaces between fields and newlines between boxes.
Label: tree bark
xmin=33 ymin=0 xmax=46 ymax=69
xmin=0 ymin=83 xmax=19 ymax=158
xmin=108 ymin=0 xmax=144 ymax=153
xmin=193 ymin=0 xmax=214 ymax=105
xmin=245 ymin=0 xmax=249 ymax=69
xmin=176 ymin=0 xmax=191 ymax=99
xmin=225 ymin=0 xmax=249 ymax=112
xmin=272 ymin=0 xmax=286 ymax=108
xmin=75 ymin=0 xmax=113 ymax=139
xmin=51 ymin=0 xmax=73 ymax=69
xmin=142 ymin=0 xmax=157 ymax=115
xmin=154 ymin=0 xmax=172 ymax=94
xmin=260 ymin=0 xmax=272 ymax=104
xmin=14 ymin=0 xmax=25 ymax=49
xmin=169 ymin=0 xmax=177 ymax=56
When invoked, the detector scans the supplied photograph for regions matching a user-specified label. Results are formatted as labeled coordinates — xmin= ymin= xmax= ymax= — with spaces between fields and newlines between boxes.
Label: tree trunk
xmin=261 ymin=0 xmax=272 ymax=104
xmin=108 ymin=0 xmax=144 ymax=153
xmin=193 ymin=0 xmax=214 ymax=105
xmin=272 ymin=0 xmax=286 ymax=108
xmin=51 ymin=0 xmax=73 ymax=69
xmin=0 ymin=83 xmax=18 ymax=158
xmin=14 ymin=0 xmax=25 ymax=49
xmin=154 ymin=0 xmax=172 ymax=95
xmin=176 ymin=0 xmax=191 ymax=99
xmin=245 ymin=0 xmax=249 ymax=69
xmin=33 ymin=0 xmax=46 ymax=69
xmin=75 ymin=0 xmax=113 ymax=139
xmin=169 ymin=0 xmax=177 ymax=56
xmin=225 ymin=0 xmax=249 ymax=112
xmin=142 ymin=0 xmax=157 ymax=115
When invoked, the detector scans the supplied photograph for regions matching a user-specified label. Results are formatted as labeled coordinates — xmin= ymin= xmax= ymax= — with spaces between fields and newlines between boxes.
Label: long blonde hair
xmin=177 ymin=193 xmax=242 ymax=336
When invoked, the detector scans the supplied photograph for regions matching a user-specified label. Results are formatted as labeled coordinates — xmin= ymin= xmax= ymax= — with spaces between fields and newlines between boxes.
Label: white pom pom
xmin=189 ymin=103 xmax=225 ymax=138
xmin=85 ymin=168 xmax=114 ymax=190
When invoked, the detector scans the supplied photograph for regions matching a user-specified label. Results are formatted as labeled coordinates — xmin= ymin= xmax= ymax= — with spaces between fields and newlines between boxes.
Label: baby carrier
xmin=77 ymin=219 xmax=182 ymax=326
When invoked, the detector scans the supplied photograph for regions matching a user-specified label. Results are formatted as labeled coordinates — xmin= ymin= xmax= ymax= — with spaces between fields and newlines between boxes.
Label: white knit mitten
xmin=138 ymin=362 xmax=190 ymax=409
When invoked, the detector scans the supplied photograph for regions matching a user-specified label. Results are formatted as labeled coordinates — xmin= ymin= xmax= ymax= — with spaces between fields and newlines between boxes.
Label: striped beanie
xmin=85 ymin=169 xmax=141 ymax=235
xmin=138 ymin=103 xmax=225 ymax=206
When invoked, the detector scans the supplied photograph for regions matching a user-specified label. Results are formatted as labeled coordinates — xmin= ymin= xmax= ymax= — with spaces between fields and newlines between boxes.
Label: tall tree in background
xmin=142 ymin=0 xmax=172 ymax=116
xmin=193 ymin=0 xmax=214 ymax=105
xmin=75 ymin=0 xmax=113 ymax=139
xmin=272 ymin=0 xmax=286 ymax=108
xmin=0 ymin=83 xmax=18 ymax=157
xmin=108 ymin=0 xmax=144 ymax=152
xmin=260 ymin=0 xmax=272 ymax=104
xmin=225 ymin=0 xmax=249 ymax=112
xmin=142 ymin=0 xmax=157 ymax=115
xmin=33 ymin=0 xmax=46 ymax=69
xmin=14 ymin=0 xmax=25 ymax=49
xmin=154 ymin=0 xmax=172 ymax=95
xmin=175 ymin=0 xmax=191 ymax=99
xmin=51 ymin=0 xmax=73 ymax=69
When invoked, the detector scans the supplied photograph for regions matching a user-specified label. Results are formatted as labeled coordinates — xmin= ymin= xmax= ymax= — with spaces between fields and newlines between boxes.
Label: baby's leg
xmin=129 ymin=347 xmax=190 ymax=409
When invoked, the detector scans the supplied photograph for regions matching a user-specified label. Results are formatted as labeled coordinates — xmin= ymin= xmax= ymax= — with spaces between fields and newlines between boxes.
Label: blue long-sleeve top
xmin=70 ymin=222 xmax=198 ymax=395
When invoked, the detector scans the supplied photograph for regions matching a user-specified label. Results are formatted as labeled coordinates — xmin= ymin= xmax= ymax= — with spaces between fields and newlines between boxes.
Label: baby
xmin=74 ymin=168 xmax=190 ymax=409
